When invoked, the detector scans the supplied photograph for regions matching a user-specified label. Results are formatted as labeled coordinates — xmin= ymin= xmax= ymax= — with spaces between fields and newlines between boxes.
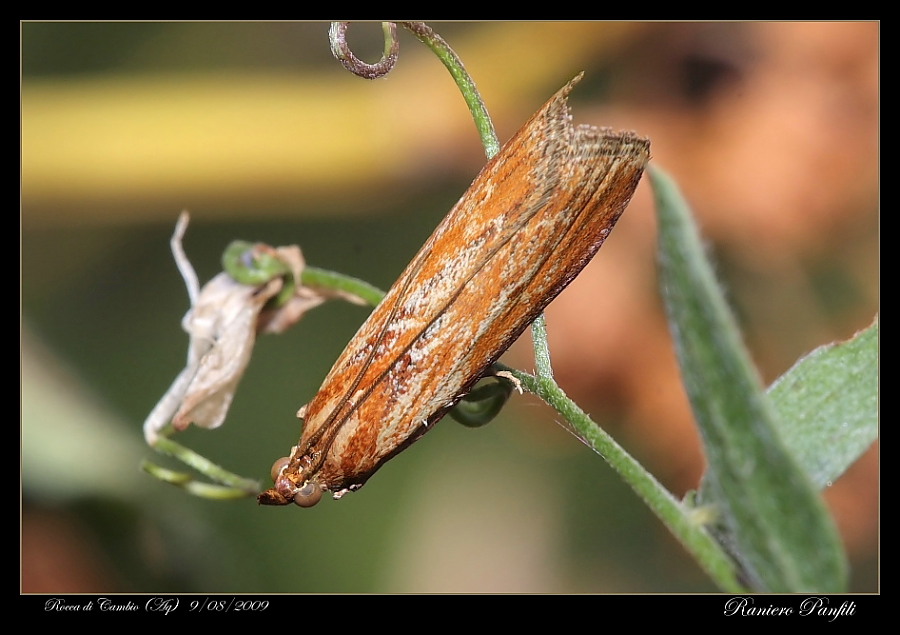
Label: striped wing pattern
xmin=259 ymin=75 xmax=649 ymax=504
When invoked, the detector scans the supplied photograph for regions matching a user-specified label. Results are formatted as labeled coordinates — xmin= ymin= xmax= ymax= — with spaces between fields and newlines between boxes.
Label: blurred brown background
xmin=21 ymin=21 xmax=878 ymax=593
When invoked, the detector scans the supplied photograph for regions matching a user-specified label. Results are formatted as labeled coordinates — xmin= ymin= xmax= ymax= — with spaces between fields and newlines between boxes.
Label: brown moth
xmin=259 ymin=73 xmax=650 ymax=507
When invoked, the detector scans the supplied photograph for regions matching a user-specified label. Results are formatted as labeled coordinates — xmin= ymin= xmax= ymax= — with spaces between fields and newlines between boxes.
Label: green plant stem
xmin=400 ymin=22 xmax=500 ymax=159
xmin=149 ymin=432 xmax=259 ymax=495
xmin=141 ymin=460 xmax=257 ymax=500
xmin=302 ymin=266 xmax=385 ymax=307
xmin=500 ymin=363 xmax=748 ymax=593
xmin=530 ymin=314 xmax=555 ymax=380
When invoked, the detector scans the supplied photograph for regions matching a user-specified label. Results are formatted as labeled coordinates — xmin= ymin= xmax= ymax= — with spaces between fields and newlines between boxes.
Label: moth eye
xmin=270 ymin=456 xmax=291 ymax=483
xmin=293 ymin=482 xmax=323 ymax=508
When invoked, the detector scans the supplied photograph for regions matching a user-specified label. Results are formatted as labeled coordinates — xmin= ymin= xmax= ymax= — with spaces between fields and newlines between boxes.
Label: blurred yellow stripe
xmin=22 ymin=22 xmax=644 ymax=227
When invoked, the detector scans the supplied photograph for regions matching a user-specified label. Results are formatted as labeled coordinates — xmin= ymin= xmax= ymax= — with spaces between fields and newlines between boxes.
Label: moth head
xmin=267 ymin=456 xmax=324 ymax=508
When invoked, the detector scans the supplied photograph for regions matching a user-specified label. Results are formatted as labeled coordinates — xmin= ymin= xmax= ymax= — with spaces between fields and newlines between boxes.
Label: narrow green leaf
xmin=768 ymin=317 xmax=878 ymax=489
xmin=650 ymin=165 xmax=847 ymax=592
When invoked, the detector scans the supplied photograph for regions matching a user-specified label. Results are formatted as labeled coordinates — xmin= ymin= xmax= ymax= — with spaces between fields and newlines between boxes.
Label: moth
xmin=259 ymin=74 xmax=650 ymax=507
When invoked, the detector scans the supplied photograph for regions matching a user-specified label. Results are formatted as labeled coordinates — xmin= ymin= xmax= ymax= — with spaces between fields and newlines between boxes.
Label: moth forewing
xmin=259 ymin=74 xmax=650 ymax=507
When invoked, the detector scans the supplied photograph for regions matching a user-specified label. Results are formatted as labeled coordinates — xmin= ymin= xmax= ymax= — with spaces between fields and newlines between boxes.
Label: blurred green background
xmin=22 ymin=22 xmax=878 ymax=593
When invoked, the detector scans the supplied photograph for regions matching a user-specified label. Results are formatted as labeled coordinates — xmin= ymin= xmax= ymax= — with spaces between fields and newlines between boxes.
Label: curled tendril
xmin=448 ymin=374 xmax=516 ymax=428
xmin=222 ymin=240 xmax=297 ymax=307
xmin=329 ymin=22 xmax=399 ymax=80
xmin=327 ymin=21 xmax=499 ymax=158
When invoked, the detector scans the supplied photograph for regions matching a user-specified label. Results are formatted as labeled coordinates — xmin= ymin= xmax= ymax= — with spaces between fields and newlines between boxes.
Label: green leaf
xmin=768 ymin=317 xmax=878 ymax=489
xmin=650 ymin=165 xmax=847 ymax=592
